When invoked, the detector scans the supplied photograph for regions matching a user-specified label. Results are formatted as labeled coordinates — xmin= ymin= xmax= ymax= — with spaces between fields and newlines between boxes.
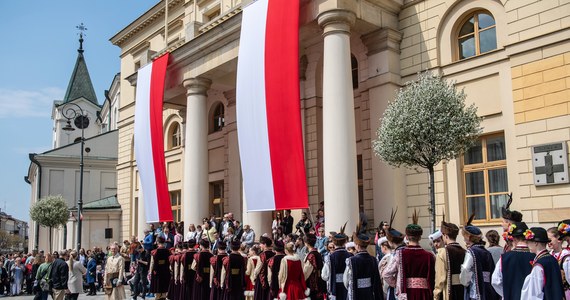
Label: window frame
xmin=167 ymin=122 xmax=181 ymax=150
xmin=212 ymin=103 xmax=225 ymax=133
xmin=462 ymin=132 xmax=508 ymax=223
xmin=455 ymin=10 xmax=497 ymax=61
xmin=170 ymin=190 xmax=181 ymax=223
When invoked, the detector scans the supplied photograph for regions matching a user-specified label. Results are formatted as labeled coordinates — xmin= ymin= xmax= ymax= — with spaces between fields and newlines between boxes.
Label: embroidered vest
xmin=329 ymin=248 xmax=352 ymax=298
xmin=501 ymin=248 xmax=534 ymax=300
xmin=445 ymin=243 xmax=465 ymax=299
xmin=468 ymin=245 xmax=499 ymax=300
xmin=536 ymin=253 xmax=564 ymax=300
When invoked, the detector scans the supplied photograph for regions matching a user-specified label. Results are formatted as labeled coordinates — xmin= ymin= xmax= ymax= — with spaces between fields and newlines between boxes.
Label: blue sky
xmin=0 ymin=1 xmax=158 ymax=222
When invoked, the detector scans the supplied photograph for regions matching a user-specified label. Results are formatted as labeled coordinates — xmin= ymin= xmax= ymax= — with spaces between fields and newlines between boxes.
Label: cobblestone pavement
xmin=4 ymin=287 xmax=144 ymax=300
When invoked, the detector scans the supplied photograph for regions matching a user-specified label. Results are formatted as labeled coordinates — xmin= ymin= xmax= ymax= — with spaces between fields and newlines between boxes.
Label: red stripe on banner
xmin=149 ymin=53 xmax=173 ymax=222
xmin=264 ymin=0 xmax=308 ymax=210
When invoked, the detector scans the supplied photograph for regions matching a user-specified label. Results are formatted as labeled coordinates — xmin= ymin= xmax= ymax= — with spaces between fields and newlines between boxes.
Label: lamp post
xmin=61 ymin=102 xmax=88 ymax=253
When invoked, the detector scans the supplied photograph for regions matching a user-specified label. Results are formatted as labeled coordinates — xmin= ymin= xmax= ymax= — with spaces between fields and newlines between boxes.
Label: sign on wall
xmin=532 ymin=142 xmax=569 ymax=186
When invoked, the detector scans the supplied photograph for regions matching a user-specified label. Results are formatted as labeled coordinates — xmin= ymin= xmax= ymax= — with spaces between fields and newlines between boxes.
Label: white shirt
xmin=491 ymin=256 xmax=503 ymax=297
xmin=521 ymin=261 xmax=545 ymax=300
xmin=460 ymin=251 xmax=479 ymax=299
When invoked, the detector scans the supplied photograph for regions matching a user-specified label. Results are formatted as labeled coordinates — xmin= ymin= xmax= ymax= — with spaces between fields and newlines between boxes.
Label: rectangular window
xmin=357 ymin=155 xmax=364 ymax=208
xmin=462 ymin=133 xmax=508 ymax=222
xmin=210 ymin=181 xmax=224 ymax=218
xmin=170 ymin=191 xmax=181 ymax=223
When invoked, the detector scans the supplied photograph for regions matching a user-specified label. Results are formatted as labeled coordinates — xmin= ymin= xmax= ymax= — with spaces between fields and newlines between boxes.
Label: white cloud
xmin=0 ymin=87 xmax=64 ymax=118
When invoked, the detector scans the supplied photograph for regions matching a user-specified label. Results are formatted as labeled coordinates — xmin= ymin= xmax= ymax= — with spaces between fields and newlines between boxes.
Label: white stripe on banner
xmin=134 ymin=63 xmax=160 ymax=223
xmin=236 ymin=0 xmax=276 ymax=211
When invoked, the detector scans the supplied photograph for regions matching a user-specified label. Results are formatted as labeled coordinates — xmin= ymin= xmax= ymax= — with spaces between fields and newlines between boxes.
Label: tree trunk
xmin=49 ymin=227 xmax=53 ymax=253
xmin=428 ymin=165 xmax=436 ymax=233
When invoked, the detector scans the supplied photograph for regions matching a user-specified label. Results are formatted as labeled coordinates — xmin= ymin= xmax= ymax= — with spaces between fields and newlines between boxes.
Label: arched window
xmin=457 ymin=12 xmax=497 ymax=60
xmin=167 ymin=122 xmax=181 ymax=150
xmin=213 ymin=103 xmax=225 ymax=132
xmin=351 ymin=54 xmax=359 ymax=89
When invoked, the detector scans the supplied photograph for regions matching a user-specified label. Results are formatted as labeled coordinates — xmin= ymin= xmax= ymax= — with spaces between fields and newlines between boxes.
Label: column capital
xmin=317 ymin=9 xmax=356 ymax=37
xmin=183 ymin=77 xmax=212 ymax=96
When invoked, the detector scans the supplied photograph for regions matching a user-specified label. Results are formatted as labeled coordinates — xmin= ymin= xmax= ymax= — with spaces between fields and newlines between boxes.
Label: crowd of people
xmin=2 ymin=199 xmax=569 ymax=300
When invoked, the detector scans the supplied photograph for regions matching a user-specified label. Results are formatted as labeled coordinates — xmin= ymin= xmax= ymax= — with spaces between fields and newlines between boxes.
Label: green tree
xmin=29 ymin=195 xmax=69 ymax=252
xmin=373 ymin=72 xmax=481 ymax=233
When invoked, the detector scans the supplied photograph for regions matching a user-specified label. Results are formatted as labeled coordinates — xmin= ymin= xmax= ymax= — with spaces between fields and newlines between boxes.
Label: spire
xmin=62 ymin=23 xmax=98 ymax=105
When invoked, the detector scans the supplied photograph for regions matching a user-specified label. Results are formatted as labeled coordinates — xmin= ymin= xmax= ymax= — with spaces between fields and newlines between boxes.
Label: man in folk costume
xmin=210 ymin=240 xmax=228 ymax=300
xmin=521 ymin=227 xmax=564 ymax=299
xmin=322 ymin=223 xmax=353 ymax=300
xmin=149 ymin=236 xmax=171 ymax=300
xmin=253 ymin=236 xmax=275 ymax=300
xmin=303 ymin=233 xmax=326 ymax=300
xmin=175 ymin=243 xmax=187 ymax=300
xmin=459 ymin=215 xmax=499 ymax=300
xmin=268 ymin=240 xmax=287 ymax=299
xmin=221 ymin=240 xmax=247 ymax=300
xmin=192 ymin=239 xmax=214 ymax=300
xmin=383 ymin=209 xmax=435 ymax=299
xmin=342 ymin=223 xmax=383 ymax=300
xmin=491 ymin=221 xmax=535 ymax=299
xmin=181 ymin=240 xmax=197 ymax=299
xmin=382 ymin=208 xmax=406 ymax=300
xmin=556 ymin=219 xmax=570 ymax=298
xmin=500 ymin=193 xmax=523 ymax=253
xmin=433 ymin=215 xmax=465 ymax=300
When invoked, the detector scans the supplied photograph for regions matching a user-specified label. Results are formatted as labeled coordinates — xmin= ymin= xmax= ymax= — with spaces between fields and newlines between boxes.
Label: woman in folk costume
xmin=149 ymin=236 xmax=171 ymax=300
xmin=459 ymin=214 xmax=500 ymax=300
xmin=253 ymin=236 xmax=275 ymax=300
xmin=433 ymin=215 xmax=465 ymax=300
xmin=521 ymin=227 xmax=564 ymax=299
xmin=245 ymin=245 xmax=260 ymax=300
xmin=383 ymin=209 xmax=435 ymax=299
xmin=322 ymin=222 xmax=353 ymax=300
xmin=277 ymin=242 xmax=310 ymax=300
xmin=181 ymin=239 xmax=197 ymax=298
xmin=192 ymin=239 xmax=214 ymax=300
xmin=381 ymin=208 xmax=406 ymax=300
xmin=302 ymin=233 xmax=326 ymax=300
xmin=556 ymin=219 xmax=570 ymax=298
xmin=377 ymin=237 xmax=392 ymax=300
xmin=500 ymin=193 xmax=523 ymax=253
xmin=220 ymin=240 xmax=247 ymax=300
xmin=343 ymin=223 xmax=383 ymax=300
xmin=103 ymin=243 xmax=126 ymax=300
xmin=491 ymin=221 xmax=535 ymax=299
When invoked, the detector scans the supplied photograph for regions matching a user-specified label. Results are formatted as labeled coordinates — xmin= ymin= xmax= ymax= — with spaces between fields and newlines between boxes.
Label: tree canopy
xmin=373 ymin=72 xmax=481 ymax=169
xmin=30 ymin=195 xmax=69 ymax=229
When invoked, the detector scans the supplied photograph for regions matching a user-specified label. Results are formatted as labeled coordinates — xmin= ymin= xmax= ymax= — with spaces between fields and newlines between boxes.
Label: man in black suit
xmin=281 ymin=210 xmax=294 ymax=235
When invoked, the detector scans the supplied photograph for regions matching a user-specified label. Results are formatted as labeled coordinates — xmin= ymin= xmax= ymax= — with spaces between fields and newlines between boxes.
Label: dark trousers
xmin=88 ymin=282 xmax=96 ymax=295
xmin=132 ymin=270 xmax=149 ymax=299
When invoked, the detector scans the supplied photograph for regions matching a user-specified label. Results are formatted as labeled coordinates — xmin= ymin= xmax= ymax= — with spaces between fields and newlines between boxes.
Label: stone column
xmin=182 ymin=77 xmax=211 ymax=225
xmin=318 ymin=10 xmax=359 ymax=235
xmin=241 ymin=185 xmax=273 ymax=239
xmin=137 ymin=191 xmax=146 ymax=240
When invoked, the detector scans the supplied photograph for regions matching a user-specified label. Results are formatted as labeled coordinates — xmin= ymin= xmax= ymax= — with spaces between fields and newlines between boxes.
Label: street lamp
xmin=61 ymin=102 xmax=89 ymax=252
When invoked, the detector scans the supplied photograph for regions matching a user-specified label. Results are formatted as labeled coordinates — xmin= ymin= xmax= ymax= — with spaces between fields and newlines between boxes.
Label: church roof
xmin=82 ymin=195 xmax=120 ymax=210
xmin=62 ymin=36 xmax=98 ymax=105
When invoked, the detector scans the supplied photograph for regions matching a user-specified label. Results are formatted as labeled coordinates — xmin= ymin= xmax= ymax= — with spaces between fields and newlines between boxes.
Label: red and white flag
xmin=134 ymin=53 xmax=173 ymax=223
xmin=236 ymin=0 xmax=308 ymax=211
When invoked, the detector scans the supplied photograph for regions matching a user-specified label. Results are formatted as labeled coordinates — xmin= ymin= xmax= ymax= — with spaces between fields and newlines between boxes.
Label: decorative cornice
xmin=361 ymin=27 xmax=402 ymax=55
xmin=110 ymin=0 xmax=183 ymax=47
xmin=317 ymin=9 xmax=356 ymax=37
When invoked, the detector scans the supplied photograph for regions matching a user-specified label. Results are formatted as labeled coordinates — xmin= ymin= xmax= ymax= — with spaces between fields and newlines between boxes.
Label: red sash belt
xmin=406 ymin=277 xmax=428 ymax=289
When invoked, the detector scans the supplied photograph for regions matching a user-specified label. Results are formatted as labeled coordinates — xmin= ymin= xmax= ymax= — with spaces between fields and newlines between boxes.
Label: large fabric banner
xmin=134 ymin=53 xmax=173 ymax=223
xmin=236 ymin=0 xmax=308 ymax=211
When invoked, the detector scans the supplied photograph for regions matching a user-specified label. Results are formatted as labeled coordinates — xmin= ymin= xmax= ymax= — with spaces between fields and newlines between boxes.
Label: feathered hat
xmin=405 ymin=209 xmax=423 ymax=237
xmin=385 ymin=208 xmax=405 ymax=244
xmin=440 ymin=211 xmax=459 ymax=237
xmin=352 ymin=222 xmax=371 ymax=248
xmin=332 ymin=222 xmax=349 ymax=246
xmin=461 ymin=214 xmax=482 ymax=243
xmin=501 ymin=193 xmax=523 ymax=222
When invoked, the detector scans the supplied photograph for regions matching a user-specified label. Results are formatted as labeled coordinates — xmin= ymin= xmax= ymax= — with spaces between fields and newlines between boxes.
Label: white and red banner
xmin=236 ymin=0 xmax=308 ymax=211
xmin=134 ymin=53 xmax=173 ymax=223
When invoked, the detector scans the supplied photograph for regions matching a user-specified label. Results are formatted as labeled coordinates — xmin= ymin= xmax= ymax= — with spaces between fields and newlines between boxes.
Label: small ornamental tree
xmin=373 ymin=72 xmax=481 ymax=232
xmin=30 ymin=195 xmax=69 ymax=252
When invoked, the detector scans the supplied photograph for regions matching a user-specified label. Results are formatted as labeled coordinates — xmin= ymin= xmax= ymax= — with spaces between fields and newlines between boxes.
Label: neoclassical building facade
xmin=111 ymin=0 xmax=570 ymax=242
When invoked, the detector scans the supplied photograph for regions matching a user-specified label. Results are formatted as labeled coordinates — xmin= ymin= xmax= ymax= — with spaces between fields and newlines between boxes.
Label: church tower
xmin=52 ymin=28 xmax=101 ymax=149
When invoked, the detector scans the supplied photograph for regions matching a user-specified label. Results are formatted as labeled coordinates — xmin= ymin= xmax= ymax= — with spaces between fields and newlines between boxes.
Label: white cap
xmin=346 ymin=242 xmax=356 ymax=248
xmin=377 ymin=237 xmax=388 ymax=247
xmin=429 ymin=230 xmax=443 ymax=241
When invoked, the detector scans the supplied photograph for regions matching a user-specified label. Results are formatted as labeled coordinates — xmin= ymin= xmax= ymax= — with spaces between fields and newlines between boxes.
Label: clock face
xmin=74 ymin=115 xmax=90 ymax=129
